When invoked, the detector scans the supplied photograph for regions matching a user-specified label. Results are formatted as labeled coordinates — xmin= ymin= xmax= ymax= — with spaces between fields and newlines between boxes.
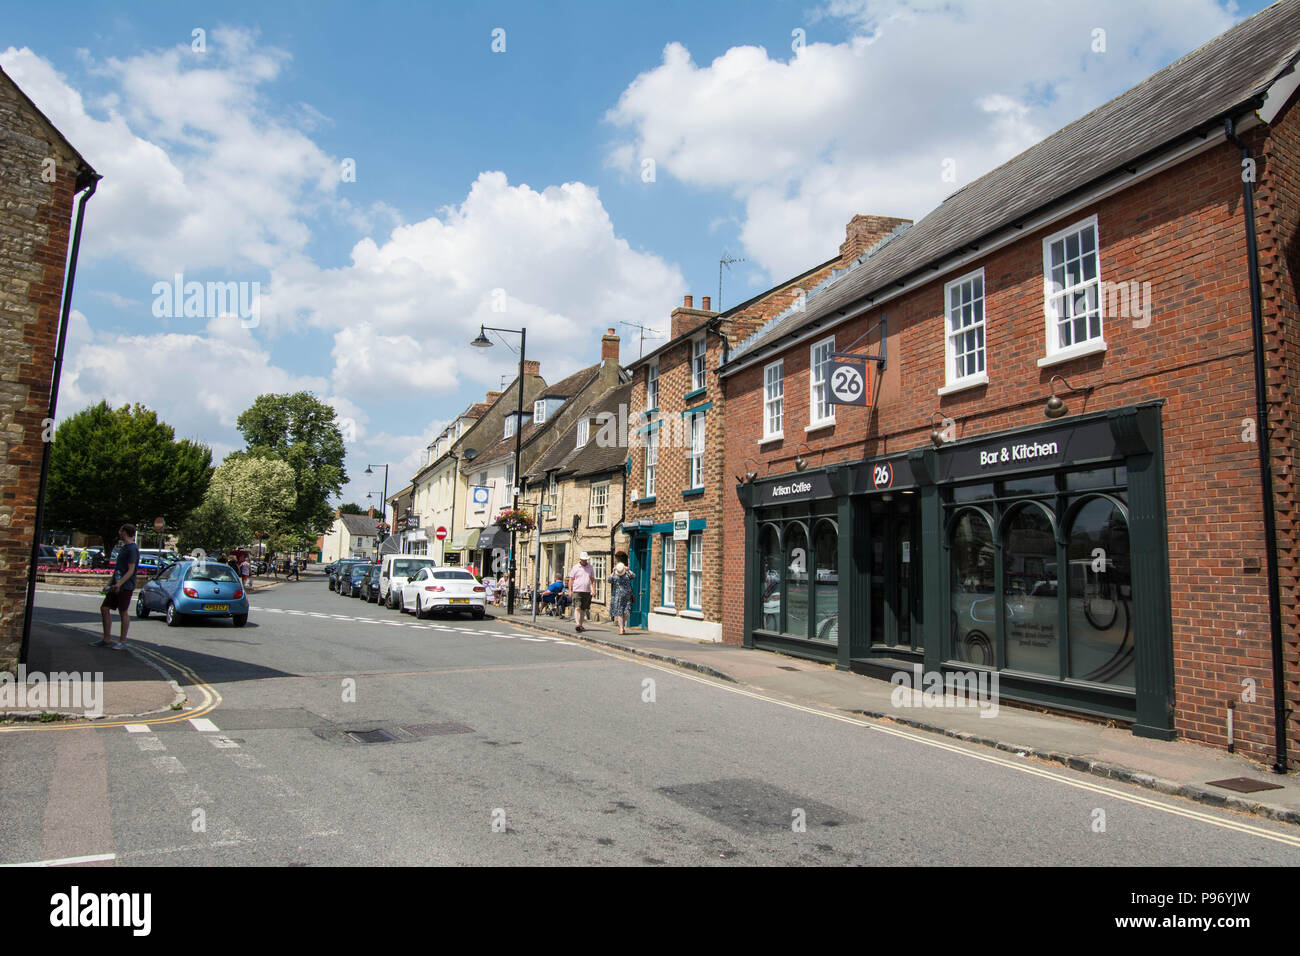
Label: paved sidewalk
xmin=498 ymin=608 xmax=1300 ymax=825
xmin=1 ymin=621 xmax=184 ymax=721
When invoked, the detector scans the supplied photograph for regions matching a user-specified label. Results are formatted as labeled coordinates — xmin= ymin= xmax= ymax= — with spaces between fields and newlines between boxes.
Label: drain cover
xmin=1205 ymin=776 xmax=1284 ymax=793
xmin=346 ymin=728 xmax=398 ymax=744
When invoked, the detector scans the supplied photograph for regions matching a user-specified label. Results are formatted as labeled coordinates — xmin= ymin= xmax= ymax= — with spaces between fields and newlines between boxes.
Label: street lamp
xmin=364 ymin=463 xmax=389 ymax=547
xmin=471 ymin=323 xmax=527 ymax=615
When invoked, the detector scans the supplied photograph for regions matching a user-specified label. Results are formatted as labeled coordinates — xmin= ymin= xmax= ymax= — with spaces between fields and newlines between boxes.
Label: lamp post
xmin=364 ymin=463 xmax=389 ymax=553
xmin=471 ymin=324 xmax=526 ymax=615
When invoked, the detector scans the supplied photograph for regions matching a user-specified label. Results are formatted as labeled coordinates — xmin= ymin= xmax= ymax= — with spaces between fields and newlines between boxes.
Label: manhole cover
xmin=402 ymin=722 xmax=474 ymax=738
xmin=1205 ymin=776 xmax=1284 ymax=793
xmin=346 ymin=728 xmax=398 ymax=744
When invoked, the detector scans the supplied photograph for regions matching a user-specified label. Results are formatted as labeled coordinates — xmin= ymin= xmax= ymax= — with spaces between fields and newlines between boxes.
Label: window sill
xmin=633 ymin=496 xmax=656 ymax=505
xmin=653 ymin=606 xmax=677 ymax=615
xmin=683 ymin=387 xmax=707 ymax=403
xmin=758 ymin=434 xmax=784 ymax=446
xmin=682 ymin=488 xmax=704 ymax=499
xmin=680 ymin=609 xmax=704 ymax=620
xmin=937 ymin=373 xmax=988 ymax=396
xmin=641 ymin=408 xmax=658 ymax=420
xmin=1037 ymin=339 xmax=1107 ymax=368
xmin=805 ymin=420 xmax=836 ymax=435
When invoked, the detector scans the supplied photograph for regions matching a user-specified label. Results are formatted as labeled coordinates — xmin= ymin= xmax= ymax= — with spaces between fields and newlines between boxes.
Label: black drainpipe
xmin=19 ymin=170 xmax=101 ymax=664
xmin=1224 ymin=117 xmax=1288 ymax=774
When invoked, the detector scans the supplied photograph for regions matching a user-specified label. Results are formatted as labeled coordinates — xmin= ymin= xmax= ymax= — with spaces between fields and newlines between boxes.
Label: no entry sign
xmin=435 ymin=526 xmax=448 ymax=541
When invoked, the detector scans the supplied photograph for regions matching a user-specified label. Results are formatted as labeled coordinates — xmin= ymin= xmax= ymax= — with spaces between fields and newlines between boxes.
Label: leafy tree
xmin=338 ymin=502 xmax=366 ymax=515
xmin=176 ymin=497 xmax=250 ymax=555
xmin=209 ymin=456 xmax=297 ymax=537
xmin=234 ymin=392 xmax=347 ymax=538
xmin=45 ymin=402 xmax=213 ymax=548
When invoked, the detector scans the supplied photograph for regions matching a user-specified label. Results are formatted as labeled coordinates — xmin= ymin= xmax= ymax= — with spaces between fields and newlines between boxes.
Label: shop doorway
xmin=629 ymin=535 xmax=650 ymax=629
xmin=868 ymin=496 xmax=920 ymax=650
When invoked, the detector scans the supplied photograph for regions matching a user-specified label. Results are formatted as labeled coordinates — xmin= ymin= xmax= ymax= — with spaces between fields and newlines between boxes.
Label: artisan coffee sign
xmin=758 ymin=471 xmax=832 ymax=505
xmin=979 ymin=439 xmax=1060 ymax=468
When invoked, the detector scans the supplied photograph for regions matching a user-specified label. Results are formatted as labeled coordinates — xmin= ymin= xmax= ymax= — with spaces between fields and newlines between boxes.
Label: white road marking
xmin=188 ymin=718 xmax=220 ymax=733
xmin=168 ymin=781 xmax=212 ymax=804
xmin=1 ymin=852 xmax=116 ymax=867
xmin=151 ymin=755 xmax=186 ymax=774
xmin=124 ymin=723 xmax=151 ymax=733
xmin=520 ymin=637 xmax=549 ymax=642
xmin=135 ymin=737 xmax=165 ymax=752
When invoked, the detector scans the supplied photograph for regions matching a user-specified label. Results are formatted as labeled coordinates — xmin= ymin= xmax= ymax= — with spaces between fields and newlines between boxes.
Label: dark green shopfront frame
xmin=738 ymin=401 xmax=1175 ymax=740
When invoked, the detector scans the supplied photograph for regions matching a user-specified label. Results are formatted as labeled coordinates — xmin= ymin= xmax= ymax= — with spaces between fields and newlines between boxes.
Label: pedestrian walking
xmin=483 ymin=574 xmax=497 ymax=606
xmin=608 ymin=551 xmax=635 ymax=636
xmin=92 ymin=524 xmax=138 ymax=650
xmin=566 ymin=552 xmax=595 ymax=632
xmin=79 ymin=547 xmax=91 ymax=569
xmin=289 ymin=556 xmax=300 ymax=581
xmin=239 ymin=555 xmax=252 ymax=592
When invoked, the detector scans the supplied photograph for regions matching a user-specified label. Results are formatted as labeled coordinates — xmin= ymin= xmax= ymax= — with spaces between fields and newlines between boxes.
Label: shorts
xmin=101 ymin=588 xmax=133 ymax=613
xmin=573 ymin=591 xmax=592 ymax=611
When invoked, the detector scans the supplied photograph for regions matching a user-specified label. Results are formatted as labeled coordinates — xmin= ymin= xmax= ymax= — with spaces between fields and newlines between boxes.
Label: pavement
xmin=497 ymin=605 xmax=1300 ymax=826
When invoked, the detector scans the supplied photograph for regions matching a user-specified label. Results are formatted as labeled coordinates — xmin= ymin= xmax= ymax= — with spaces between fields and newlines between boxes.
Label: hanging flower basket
xmin=495 ymin=508 xmax=535 ymax=533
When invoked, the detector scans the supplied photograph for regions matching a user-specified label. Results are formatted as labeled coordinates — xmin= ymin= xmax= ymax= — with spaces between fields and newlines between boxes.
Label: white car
xmin=379 ymin=554 xmax=439 ymax=608
xmin=400 ymin=567 xmax=487 ymax=619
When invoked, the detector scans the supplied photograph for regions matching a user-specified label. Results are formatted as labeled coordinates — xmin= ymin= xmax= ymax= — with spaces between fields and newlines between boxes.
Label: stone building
xmin=0 ymin=67 xmax=98 ymax=664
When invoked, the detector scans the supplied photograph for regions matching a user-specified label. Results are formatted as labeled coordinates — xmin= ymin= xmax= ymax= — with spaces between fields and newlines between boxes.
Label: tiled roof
xmin=473 ymin=363 xmax=603 ymax=465
xmin=527 ymin=381 xmax=634 ymax=480
xmin=723 ymin=0 xmax=1300 ymax=368
xmin=340 ymin=514 xmax=380 ymax=537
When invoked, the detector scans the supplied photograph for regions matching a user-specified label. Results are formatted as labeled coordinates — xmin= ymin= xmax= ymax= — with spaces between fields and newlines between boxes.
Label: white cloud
xmin=605 ymin=0 xmax=1238 ymax=277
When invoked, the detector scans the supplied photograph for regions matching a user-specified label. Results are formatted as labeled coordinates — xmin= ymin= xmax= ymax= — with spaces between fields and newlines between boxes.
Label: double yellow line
xmin=0 ymin=644 xmax=222 ymax=733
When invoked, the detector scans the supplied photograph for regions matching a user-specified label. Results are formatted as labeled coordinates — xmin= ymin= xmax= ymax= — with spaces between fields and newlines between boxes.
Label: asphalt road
xmin=4 ymin=576 xmax=1299 ymax=866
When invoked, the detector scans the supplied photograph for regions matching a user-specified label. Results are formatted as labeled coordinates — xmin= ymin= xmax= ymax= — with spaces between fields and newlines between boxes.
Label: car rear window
xmin=187 ymin=565 xmax=239 ymax=583
xmin=432 ymin=570 xmax=475 ymax=580
xmin=392 ymin=560 xmax=435 ymax=577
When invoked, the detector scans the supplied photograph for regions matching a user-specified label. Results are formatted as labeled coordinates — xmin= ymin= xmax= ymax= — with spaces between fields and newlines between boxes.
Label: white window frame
xmin=941 ymin=268 xmax=988 ymax=394
xmin=687 ymin=531 xmax=702 ymax=611
xmin=576 ymin=418 xmax=589 ymax=448
xmin=763 ymin=360 xmax=784 ymax=439
xmin=809 ymin=335 xmax=836 ymax=427
xmin=662 ymin=536 xmax=676 ymax=608
xmin=644 ymin=427 xmax=658 ymax=498
xmin=591 ymin=554 xmax=607 ymax=603
xmin=533 ymin=399 xmax=547 ymax=424
xmin=691 ymin=338 xmax=707 ymax=391
xmin=503 ymin=414 xmax=517 ymax=439
xmin=689 ymin=413 xmax=705 ymax=489
xmin=647 ymin=362 xmax=659 ymax=411
xmin=546 ymin=473 xmax=558 ymax=510
xmin=590 ymin=481 xmax=609 ymax=526
xmin=1040 ymin=214 xmax=1106 ymax=366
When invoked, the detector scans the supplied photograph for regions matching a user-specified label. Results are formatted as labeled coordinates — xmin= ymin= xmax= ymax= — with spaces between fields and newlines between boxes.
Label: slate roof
xmin=339 ymin=514 xmax=380 ymax=537
xmin=473 ymin=363 xmax=604 ymax=466
xmin=723 ymin=0 xmax=1300 ymax=369
xmin=526 ymin=381 xmax=634 ymax=482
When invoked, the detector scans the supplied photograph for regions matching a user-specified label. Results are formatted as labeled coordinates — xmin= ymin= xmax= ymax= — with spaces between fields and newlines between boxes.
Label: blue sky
xmin=2 ymin=0 xmax=1270 ymax=508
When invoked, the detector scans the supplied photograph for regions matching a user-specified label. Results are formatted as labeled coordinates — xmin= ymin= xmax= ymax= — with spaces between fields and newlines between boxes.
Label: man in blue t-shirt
xmin=93 ymin=524 xmax=138 ymax=650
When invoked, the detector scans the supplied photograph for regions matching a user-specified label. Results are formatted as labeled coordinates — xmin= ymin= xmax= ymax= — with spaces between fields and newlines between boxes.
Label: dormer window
xmin=577 ymin=418 xmax=590 ymax=448
xmin=504 ymin=415 xmax=516 ymax=439
xmin=534 ymin=399 xmax=548 ymax=425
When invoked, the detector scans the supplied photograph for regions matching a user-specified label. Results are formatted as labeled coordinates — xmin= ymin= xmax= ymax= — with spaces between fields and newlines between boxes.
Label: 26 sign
xmin=828 ymin=353 xmax=872 ymax=407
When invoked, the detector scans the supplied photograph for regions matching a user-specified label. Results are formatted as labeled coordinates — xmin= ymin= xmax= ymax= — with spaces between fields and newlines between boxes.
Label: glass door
xmin=868 ymin=497 xmax=919 ymax=650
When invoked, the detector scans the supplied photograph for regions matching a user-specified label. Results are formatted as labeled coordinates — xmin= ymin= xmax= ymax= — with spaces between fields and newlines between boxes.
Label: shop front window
xmin=759 ymin=525 xmax=782 ymax=631
xmin=784 ymin=524 xmax=809 ymax=638
xmin=950 ymin=509 xmax=995 ymax=666
xmin=1067 ymin=497 xmax=1134 ymax=687
xmin=812 ymin=522 xmax=838 ymax=643
xmin=1002 ymin=503 xmax=1058 ymax=676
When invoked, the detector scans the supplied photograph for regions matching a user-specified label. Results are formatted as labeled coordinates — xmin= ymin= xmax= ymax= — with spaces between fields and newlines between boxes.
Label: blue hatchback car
xmin=135 ymin=558 xmax=250 ymax=627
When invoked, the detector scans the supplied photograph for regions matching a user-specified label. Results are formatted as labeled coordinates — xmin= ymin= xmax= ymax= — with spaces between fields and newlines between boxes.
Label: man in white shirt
xmin=566 ymin=552 xmax=595 ymax=632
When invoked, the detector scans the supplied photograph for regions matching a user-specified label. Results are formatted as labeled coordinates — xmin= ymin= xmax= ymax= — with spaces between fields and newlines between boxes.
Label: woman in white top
xmin=483 ymin=575 xmax=497 ymax=605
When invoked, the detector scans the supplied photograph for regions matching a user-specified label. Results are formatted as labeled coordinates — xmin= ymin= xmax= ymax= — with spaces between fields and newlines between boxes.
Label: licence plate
xmin=204 ymin=603 xmax=229 ymax=611
xmin=448 ymin=598 xmax=469 ymax=604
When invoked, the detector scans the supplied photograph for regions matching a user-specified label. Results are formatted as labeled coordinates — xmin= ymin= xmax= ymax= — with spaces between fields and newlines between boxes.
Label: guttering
xmin=720 ymin=112 xmax=1262 ymax=380
xmin=19 ymin=171 xmax=101 ymax=664
xmin=1224 ymin=116 xmax=1288 ymax=774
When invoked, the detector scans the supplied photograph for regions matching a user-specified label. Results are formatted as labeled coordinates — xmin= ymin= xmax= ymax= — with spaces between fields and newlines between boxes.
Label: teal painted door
xmin=629 ymin=535 xmax=651 ymax=629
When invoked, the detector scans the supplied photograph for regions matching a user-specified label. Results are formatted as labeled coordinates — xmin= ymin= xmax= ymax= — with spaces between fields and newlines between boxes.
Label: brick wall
xmin=0 ymin=75 xmax=85 ymax=663
xmin=722 ymin=134 xmax=1299 ymax=766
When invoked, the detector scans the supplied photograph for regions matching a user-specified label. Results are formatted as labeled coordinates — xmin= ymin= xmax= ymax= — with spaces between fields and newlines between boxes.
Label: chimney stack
xmin=485 ymin=390 xmax=501 ymax=403
xmin=367 ymin=506 xmax=375 ymax=519
xmin=601 ymin=328 xmax=620 ymax=363
xmin=684 ymin=294 xmax=693 ymax=309
xmin=670 ymin=292 xmax=719 ymax=338
xmin=840 ymin=214 xmax=913 ymax=264
xmin=702 ymin=296 xmax=711 ymax=311
xmin=523 ymin=359 xmax=541 ymax=377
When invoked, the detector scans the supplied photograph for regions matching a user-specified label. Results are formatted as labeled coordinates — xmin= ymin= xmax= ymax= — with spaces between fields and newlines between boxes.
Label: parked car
xmin=359 ymin=564 xmax=382 ymax=603
xmin=135 ymin=558 xmax=249 ymax=627
xmin=328 ymin=559 xmax=360 ymax=592
xmin=378 ymin=554 xmax=439 ymax=608
xmin=400 ymin=567 xmax=486 ymax=619
xmin=36 ymin=545 xmax=58 ymax=568
xmin=339 ymin=562 xmax=371 ymax=598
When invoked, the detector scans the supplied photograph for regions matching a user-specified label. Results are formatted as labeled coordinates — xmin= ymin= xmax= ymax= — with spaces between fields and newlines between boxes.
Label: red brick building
xmin=719 ymin=4 xmax=1300 ymax=768
xmin=0 ymin=67 xmax=98 ymax=665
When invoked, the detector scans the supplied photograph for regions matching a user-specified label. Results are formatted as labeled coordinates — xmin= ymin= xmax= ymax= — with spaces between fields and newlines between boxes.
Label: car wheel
xmin=165 ymin=602 xmax=182 ymax=627
xmin=415 ymin=597 xmax=425 ymax=619
xmin=473 ymin=609 xmax=485 ymax=620
xmin=398 ymin=592 xmax=407 ymax=613
xmin=136 ymin=596 xmax=150 ymax=619
xmin=232 ymin=614 xmax=248 ymax=628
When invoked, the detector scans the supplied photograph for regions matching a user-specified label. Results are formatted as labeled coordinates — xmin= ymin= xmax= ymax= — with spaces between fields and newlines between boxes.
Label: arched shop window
xmin=1001 ymin=503 xmax=1058 ymax=676
xmin=784 ymin=524 xmax=810 ymax=638
xmin=759 ymin=525 xmax=783 ymax=632
xmin=949 ymin=509 xmax=995 ymax=666
xmin=1067 ymin=496 xmax=1134 ymax=687
xmin=812 ymin=521 xmax=838 ymax=644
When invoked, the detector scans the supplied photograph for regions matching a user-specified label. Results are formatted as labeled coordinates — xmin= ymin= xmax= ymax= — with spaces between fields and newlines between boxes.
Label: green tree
xmin=209 ymin=456 xmax=297 ymax=537
xmin=234 ymin=392 xmax=347 ymax=538
xmin=338 ymin=502 xmax=366 ymax=515
xmin=175 ymin=497 xmax=250 ymax=555
xmin=45 ymin=402 xmax=213 ymax=547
